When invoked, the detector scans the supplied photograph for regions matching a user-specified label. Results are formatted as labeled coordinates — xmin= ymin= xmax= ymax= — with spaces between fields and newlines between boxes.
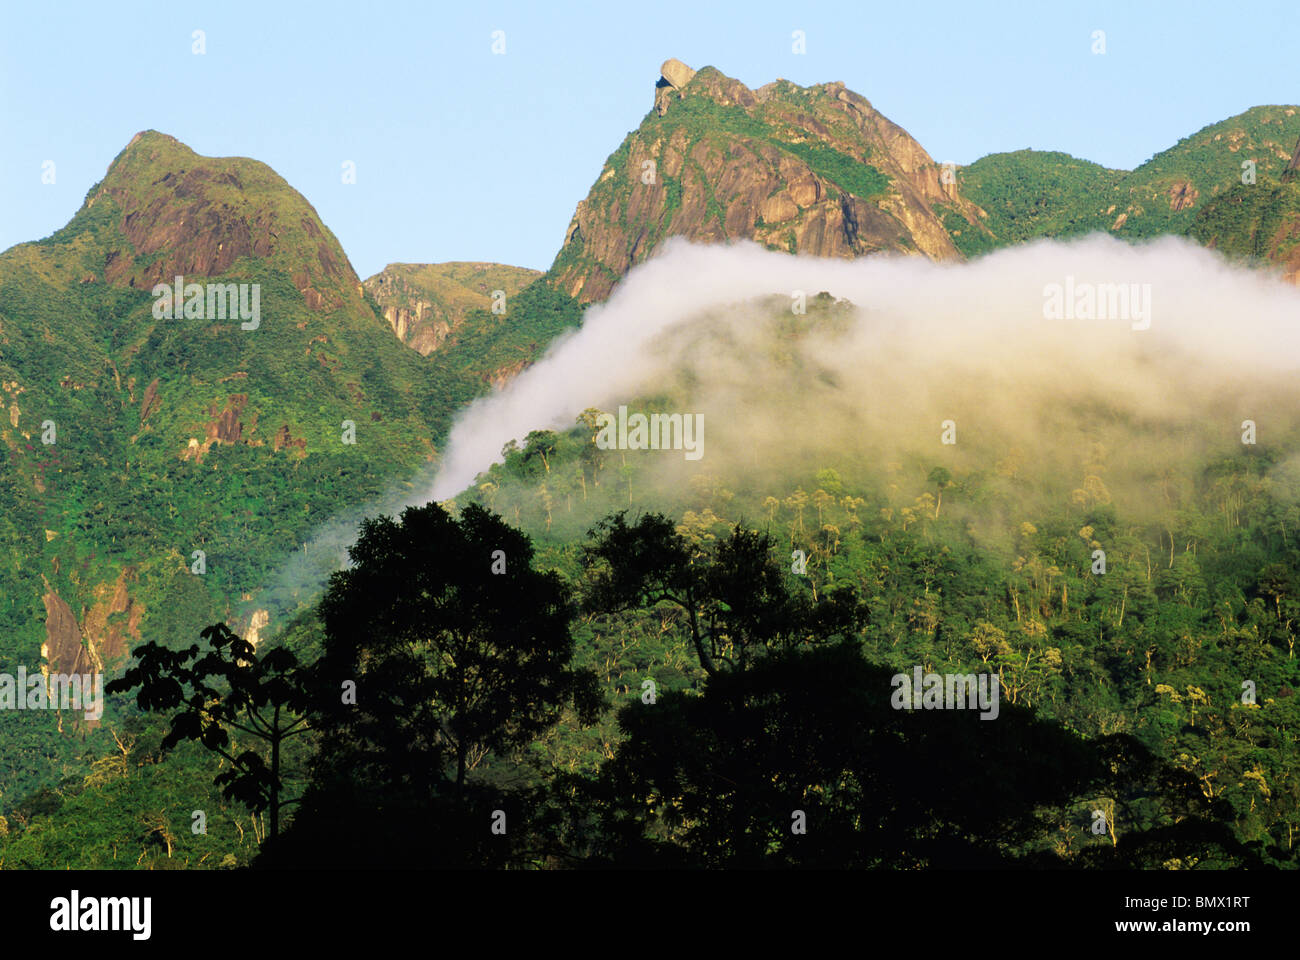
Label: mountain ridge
xmin=3 ymin=66 xmax=1300 ymax=861
xmin=544 ymin=59 xmax=990 ymax=302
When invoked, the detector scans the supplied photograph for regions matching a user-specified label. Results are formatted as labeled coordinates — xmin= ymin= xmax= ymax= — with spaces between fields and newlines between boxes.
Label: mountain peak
xmin=103 ymin=130 xmax=200 ymax=183
xmin=551 ymin=63 xmax=987 ymax=302
xmin=125 ymin=128 xmax=182 ymax=149
xmin=78 ymin=132 xmax=362 ymax=313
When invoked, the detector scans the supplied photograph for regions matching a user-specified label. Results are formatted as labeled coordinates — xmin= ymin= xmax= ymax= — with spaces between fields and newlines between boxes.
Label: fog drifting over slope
xmin=422 ymin=233 xmax=1300 ymax=506
xmin=261 ymin=233 xmax=1300 ymax=623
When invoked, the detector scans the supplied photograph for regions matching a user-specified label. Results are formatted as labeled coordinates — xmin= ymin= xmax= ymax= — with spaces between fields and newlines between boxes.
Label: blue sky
xmin=2 ymin=0 xmax=1297 ymax=278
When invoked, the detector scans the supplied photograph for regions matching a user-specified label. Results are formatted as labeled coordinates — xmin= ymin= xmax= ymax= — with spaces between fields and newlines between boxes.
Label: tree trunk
xmin=687 ymin=600 xmax=718 ymax=677
xmin=270 ymin=704 xmax=281 ymax=840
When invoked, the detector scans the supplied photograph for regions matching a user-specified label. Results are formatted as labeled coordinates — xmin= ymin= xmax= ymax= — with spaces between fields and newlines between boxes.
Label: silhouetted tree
xmin=572 ymin=511 xmax=1258 ymax=868
xmin=107 ymin=623 xmax=308 ymax=841
xmin=582 ymin=511 xmax=862 ymax=676
xmin=269 ymin=501 xmax=602 ymax=867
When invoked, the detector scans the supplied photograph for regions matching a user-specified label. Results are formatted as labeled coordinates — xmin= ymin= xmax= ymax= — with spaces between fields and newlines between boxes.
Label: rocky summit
xmin=547 ymin=60 xmax=990 ymax=303
xmin=86 ymin=131 xmax=366 ymax=315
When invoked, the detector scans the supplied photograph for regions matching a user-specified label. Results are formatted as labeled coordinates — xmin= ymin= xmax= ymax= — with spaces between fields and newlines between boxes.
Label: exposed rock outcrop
xmin=81 ymin=567 xmax=141 ymax=664
xmin=1284 ymin=134 xmax=1300 ymax=181
xmin=92 ymin=131 xmax=367 ymax=316
xmin=41 ymin=569 xmax=141 ymax=679
xmin=550 ymin=61 xmax=990 ymax=303
xmin=272 ymin=423 xmax=307 ymax=457
xmin=363 ymin=262 xmax=541 ymax=356
xmin=41 ymin=580 xmax=95 ymax=679
xmin=243 ymin=609 xmax=270 ymax=647
xmin=486 ymin=359 xmax=532 ymax=390
xmin=206 ymin=393 xmax=248 ymax=444
xmin=139 ymin=377 xmax=161 ymax=423
xmin=655 ymin=58 xmax=698 ymax=116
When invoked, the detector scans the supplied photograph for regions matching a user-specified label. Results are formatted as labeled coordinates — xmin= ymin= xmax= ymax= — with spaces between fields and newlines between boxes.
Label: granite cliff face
xmin=549 ymin=60 xmax=990 ymax=302
xmin=87 ymin=131 xmax=367 ymax=316
xmin=363 ymin=262 xmax=541 ymax=356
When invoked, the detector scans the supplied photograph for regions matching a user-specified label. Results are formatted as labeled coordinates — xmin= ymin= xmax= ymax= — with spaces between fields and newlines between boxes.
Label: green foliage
xmin=0 ymin=136 xmax=589 ymax=831
xmin=440 ymin=407 xmax=1300 ymax=868
xmin=262 ymin=502 xmax=604 ymax=867
xmin=934 ymin=203 xmax=998 ymax=258
xmin=643 ymin=92 xmax=891 ymax=201
xmin=434 ymin=278 xmax=584 ymax=383
xmin=7 ymin=106 xmax=1300 ymax=872
xmin=1188 ymin=179 xmax=1300 ymax=265
xmin=107 ymin=623 xmax=311 ymax=841
xmin=778 ymin=140 xmax=890 ymax=201
xmin=545 ymin=81 xmax=896 ymax=287
xmin=578 ymin=642 xmax=1252 ymax=867
xmin=957 ymin=106 xmax=1300 ymax=256
xmin=0 ymin=711 xmax=265 ymax=869
xmin=957 ymin=150 xmax=1125 ymax=245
